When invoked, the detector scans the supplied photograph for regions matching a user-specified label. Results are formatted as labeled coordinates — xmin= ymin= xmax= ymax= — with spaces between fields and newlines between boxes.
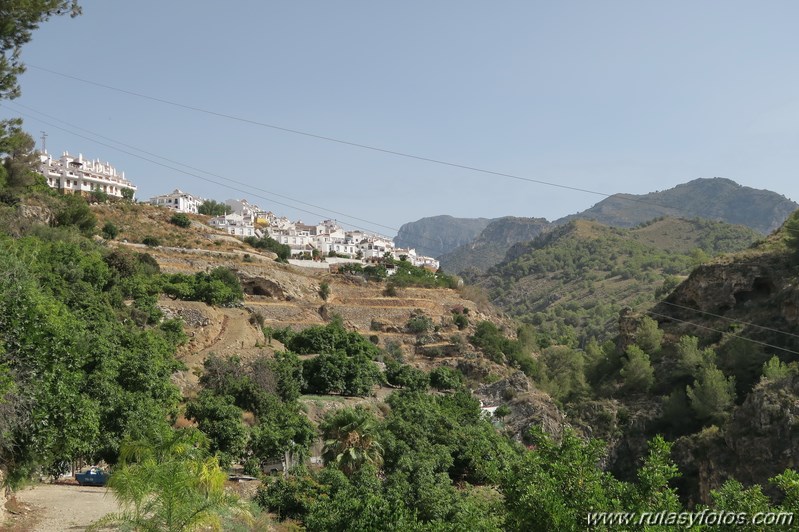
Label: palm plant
xmin=90 ymin=427 xmax=248 ymax=531
xmin=320 ymin=406 xmax=383 ymax=477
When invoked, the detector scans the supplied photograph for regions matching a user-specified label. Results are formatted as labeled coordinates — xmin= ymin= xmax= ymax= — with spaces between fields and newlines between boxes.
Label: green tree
xmin=761 ymin=355 xmax=791 ymax=383
xmin=619 ymin=345 xmax=654 ymax=393
xmin=709 ymin=479 xmax=772 ymax=527
xmin=384 ymin=360 xmax=429 ymax=391
xmin=676 ymin=335 xmax=716 ymax=376
xmin=0 ymin=119 xmax=41 ymax=191
xmin=185 ymin=391 xmax=248 ymax=468
xmin=634 ymin=316 xmax=663 ymax=354
xmin=686 ymin=364 xmax=735 ymax=425
xmin=303 ymin=351 xmax=381 ymax=396
xmin=783 ymin=210 xmax=799 ymax=253
xmin=429 ymin=366 xmax=463 ymax=391
xmin=320 ymin=406 xmax=384 ymax=477
xmin=197 ymin=199 xmax=232 ymax=216
xmin=502 ymin=428 xmax=625 ymax=531
xmin=540 ymin=345 xmax=588 ymax=402
xmin=52 ymin=194 xmax=96 ymax=235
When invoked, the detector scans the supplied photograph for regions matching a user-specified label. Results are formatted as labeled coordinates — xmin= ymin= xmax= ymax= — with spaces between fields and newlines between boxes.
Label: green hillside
xmin=476 ymin=217 xmax=762 ymax=345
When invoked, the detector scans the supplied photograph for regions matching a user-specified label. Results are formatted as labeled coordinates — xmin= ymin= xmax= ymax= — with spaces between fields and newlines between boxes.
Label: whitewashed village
xmin=38 ymin=151 xmax=439 ymax=272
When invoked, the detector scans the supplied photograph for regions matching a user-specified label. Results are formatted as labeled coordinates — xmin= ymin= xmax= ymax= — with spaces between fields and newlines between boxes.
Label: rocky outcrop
xmin=240 ymin=275 xmax=289 ymax=300
xmin=476 ymin=371 xmax=566 ymax=441
xmin=17 ymin=204 xmax=54 ymax=225
xmin=724 ymin=375 xmax=799 ymax=481
xmin=394 ymin=215 xmax=495 ymax=258
xmin=671 ymin=375 xmax=799 ymax=505
xmin=653 ymin=247 xmax=799 ymax=353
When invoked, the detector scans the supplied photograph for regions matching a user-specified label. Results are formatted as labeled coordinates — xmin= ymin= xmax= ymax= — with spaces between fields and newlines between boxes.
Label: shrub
xmin=453 ymin=312 xmax=469 ymax=330
xmin=406 ymin=312 xmax=433 ymax=334
xmin=142 ymin=235 xmax=160 ymax=247
xmin=494 ymin=405 xmax=511 ymax=419
xmin=101 ymin=221 xmax=119 ymax=240
xmin=429 ymin=367 xmax=462 ymax=391
xmin=319 ymin=281 xmax=331 ymax=301
xmin=170 ymin=212 xmax=192 ymax=228
xmin=383 ymin=283 xmax=398 ymax=297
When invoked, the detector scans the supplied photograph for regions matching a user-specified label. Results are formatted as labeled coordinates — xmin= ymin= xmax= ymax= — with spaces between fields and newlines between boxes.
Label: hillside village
xmin=149 ymin=188 xmax=441 ymax=270
xmin=38 ymin=153 xmax=440 ymax=270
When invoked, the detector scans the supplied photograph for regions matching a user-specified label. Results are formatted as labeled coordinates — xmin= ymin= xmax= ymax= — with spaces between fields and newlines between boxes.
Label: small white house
xmin=149 ymin=189 xmax=205 ymax=213
xmin=208 ymin=213 xmax=258 ymax=237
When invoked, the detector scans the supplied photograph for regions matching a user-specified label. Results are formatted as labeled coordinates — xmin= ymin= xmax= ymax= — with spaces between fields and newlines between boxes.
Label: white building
xmin=224 ymin=198 xmax=262 ymax=223
xmin=149 ymin=189 xmax=205 ymax=213
xmin=208 ymin=213 xmax=259 ymax=237
xmin=38 ymin=151 xmax=137 ymax=199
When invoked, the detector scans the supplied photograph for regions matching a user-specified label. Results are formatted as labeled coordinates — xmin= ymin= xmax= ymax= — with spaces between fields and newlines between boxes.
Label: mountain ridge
xmin=399 ymin=177 xmax=798 ymax=275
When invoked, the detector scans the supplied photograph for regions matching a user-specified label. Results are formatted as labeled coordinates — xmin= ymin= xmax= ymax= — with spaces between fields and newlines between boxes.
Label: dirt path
xmin=3 ymin=484 xmax=120 ymax=532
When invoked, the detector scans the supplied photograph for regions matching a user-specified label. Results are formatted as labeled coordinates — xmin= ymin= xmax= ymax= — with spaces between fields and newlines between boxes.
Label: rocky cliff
xmin=439 ymin=216 xmax=551 ymax=275
xmin=394 ymin=215 xmax=495 ymax=258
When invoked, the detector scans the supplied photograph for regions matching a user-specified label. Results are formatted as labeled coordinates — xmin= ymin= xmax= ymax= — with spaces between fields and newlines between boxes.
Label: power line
xmin=5 ymin=106 xmax=394 ymax=237
xmin=659 ymin=300 xmax=799 ymax=340
xmin=23 ymin=64 xmax=632 ymax=201
xmin=647 ymin=309 xmax=799 ymax=356
xmin=24 ymin=64 xmax=799 ymax=238
xmin=6 ymin=101 xmax=399 ymax=234
xmin=9 ymin=106 xmax=799 ymax=356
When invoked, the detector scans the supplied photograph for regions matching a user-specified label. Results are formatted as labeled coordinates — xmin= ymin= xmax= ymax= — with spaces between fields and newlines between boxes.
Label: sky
xmin=3 ymin=1 xmax=799 ymax=236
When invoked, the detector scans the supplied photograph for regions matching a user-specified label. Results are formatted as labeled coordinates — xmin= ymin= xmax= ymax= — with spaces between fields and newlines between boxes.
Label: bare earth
xmin=3 ymin=484 xmax=120 ymax=532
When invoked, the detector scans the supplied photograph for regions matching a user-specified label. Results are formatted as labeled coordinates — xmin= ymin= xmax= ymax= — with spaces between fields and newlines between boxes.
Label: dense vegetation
xmin=5 ymin=13 xmax=799 ymax=527
xmin=0 ymin=228 xmax=184 ymax=483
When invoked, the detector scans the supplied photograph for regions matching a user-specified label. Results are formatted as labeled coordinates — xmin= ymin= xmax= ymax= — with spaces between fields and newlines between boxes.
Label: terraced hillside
xmin=116 ymin=222 xmax=515 ymax=396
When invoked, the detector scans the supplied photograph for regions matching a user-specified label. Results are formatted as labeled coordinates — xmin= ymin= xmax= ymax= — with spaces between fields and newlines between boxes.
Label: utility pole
xmin=40 ymin=131 xmax=48 ymax=153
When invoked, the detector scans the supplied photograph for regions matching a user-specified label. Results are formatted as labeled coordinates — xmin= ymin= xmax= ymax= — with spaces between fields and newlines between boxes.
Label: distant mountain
xmin=394 ymin=215 xmax=495 ymax=258
xmin=439 ymin=217 xmax=551 ymax=276
xmin=474 ymin=217 xmax=763 ymax=344
xmin=556 ymin=177 xmax=798 ymax=234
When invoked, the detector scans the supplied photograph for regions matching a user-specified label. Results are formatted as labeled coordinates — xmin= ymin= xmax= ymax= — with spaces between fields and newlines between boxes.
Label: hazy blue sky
xmin=3 ymin=1 xmax=799 ymax=235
